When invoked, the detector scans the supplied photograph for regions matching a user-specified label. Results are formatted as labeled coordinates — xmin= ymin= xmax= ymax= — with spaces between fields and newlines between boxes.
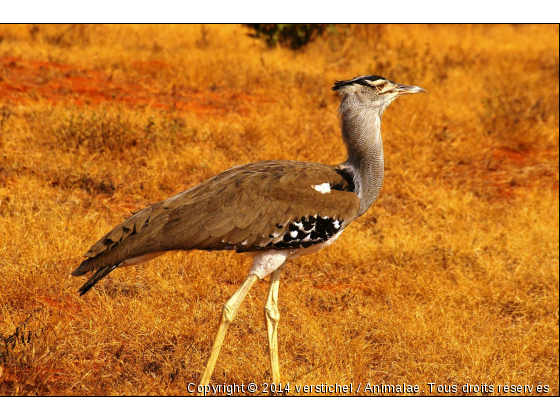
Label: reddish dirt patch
xmin=487 ymin=147 xmax=558 ymax=198
xmin=0 ymin=56 xmax=267 ymax=115
xmin=491 ymin=147 xmax=528 ymax=167
xmin=446 ymin=146 xmax=558 ymax=201
xmin=36 ymin=295 xmax=82 ymax=319
xmin=315 ymin=282 xmax=373 ymax=293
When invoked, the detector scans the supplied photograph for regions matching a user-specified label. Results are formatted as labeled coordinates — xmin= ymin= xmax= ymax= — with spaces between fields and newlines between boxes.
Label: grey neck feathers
xmin=338 ymin=97 xmax=387 ymax=218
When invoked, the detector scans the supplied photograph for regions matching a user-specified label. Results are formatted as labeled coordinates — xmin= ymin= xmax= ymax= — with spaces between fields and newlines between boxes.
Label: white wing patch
xmin=311 ymin=183 xmax=331 ymax=194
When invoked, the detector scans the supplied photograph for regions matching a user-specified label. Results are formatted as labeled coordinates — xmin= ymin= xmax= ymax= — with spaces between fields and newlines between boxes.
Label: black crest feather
xmin=332 ymin=75 xmax=386 ymax=91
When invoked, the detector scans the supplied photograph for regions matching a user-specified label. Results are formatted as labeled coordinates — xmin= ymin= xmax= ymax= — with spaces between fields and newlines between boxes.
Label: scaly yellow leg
xmin=200 ymin=273 xmax=259 ymax=386
xmin=264 ymin=267 xmax=282 ymax=383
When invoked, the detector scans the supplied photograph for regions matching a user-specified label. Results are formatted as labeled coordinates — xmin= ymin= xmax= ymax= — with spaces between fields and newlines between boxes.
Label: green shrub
xmin=244 ymin=24 xmax=330 ymax=50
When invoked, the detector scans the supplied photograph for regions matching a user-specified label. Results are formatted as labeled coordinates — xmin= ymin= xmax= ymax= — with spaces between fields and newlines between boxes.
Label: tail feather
xmin=77 ymin=265 xmax=118 ymax=296
xmin=71 ymin=261 xmax=91 ymax=277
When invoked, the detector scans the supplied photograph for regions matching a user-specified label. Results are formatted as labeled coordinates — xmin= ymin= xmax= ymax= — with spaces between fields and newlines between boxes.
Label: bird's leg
xmin=264 ymin=267 xmax=282 ymax=383
xmin=200 ymin=273 xmax=259 ymax=386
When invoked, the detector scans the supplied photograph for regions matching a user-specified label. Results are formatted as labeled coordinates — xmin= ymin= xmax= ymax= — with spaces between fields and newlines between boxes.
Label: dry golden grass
xmin=0 ymin=24 xmax=558 ymax=396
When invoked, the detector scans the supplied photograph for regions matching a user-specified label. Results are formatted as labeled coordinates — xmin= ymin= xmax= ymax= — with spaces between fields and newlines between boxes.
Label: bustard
xmin=72 ymin=75 xmax=425 ymax=385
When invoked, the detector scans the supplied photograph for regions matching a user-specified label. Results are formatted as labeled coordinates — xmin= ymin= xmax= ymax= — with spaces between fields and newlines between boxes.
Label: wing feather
xmin=73 ymin=160 xmax=360 ymax=275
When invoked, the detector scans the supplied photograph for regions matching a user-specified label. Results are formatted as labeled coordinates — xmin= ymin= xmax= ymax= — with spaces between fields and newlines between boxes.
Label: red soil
xmin=0 ymin=56 xmax=266 ymax=115
xmin=447 ymin=146 xmax=558 ymax=201
xmin=36 ymin=295 xmax=82 ymax=320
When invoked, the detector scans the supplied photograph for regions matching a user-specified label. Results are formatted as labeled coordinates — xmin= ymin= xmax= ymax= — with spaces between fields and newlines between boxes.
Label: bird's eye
xmin=375 ymin=83 xmax=386 ymax=92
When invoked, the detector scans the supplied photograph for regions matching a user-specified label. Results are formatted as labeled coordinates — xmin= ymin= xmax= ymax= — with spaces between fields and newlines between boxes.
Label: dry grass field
xmin=0 ymin=24 xmax=558 ymax=396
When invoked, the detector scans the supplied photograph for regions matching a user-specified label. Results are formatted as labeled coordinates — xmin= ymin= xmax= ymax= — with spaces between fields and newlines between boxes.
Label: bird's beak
xmin=395 ymin=84 xmax=426 ymax=95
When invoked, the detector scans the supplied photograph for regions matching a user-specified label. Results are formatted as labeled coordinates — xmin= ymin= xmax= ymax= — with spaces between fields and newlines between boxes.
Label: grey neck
xmin=338 ymin=99 xmax=386 ymax=218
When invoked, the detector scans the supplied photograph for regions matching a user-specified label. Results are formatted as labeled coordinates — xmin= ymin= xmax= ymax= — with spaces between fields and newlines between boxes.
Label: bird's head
xmin=332 ymin=75 xmax=425 ymax=110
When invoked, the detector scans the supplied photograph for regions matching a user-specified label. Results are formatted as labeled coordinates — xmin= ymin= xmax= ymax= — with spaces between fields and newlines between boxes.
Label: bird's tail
xmin=76 ymin=264 xmax=118 ymax=296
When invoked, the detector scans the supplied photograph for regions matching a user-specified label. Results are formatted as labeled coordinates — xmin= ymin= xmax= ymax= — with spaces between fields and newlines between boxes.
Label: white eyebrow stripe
xmin=365 ymin=79 xmax=386 ymax=86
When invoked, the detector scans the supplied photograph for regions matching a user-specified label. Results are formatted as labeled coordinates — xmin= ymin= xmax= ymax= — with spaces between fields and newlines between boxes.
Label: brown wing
xmin=72 ymin=160 xmax=359 ymax=276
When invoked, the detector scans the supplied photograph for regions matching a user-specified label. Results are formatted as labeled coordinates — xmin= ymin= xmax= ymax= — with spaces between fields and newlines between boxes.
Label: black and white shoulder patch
xmin=242 ymin=214 xmax=344 ymax=252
